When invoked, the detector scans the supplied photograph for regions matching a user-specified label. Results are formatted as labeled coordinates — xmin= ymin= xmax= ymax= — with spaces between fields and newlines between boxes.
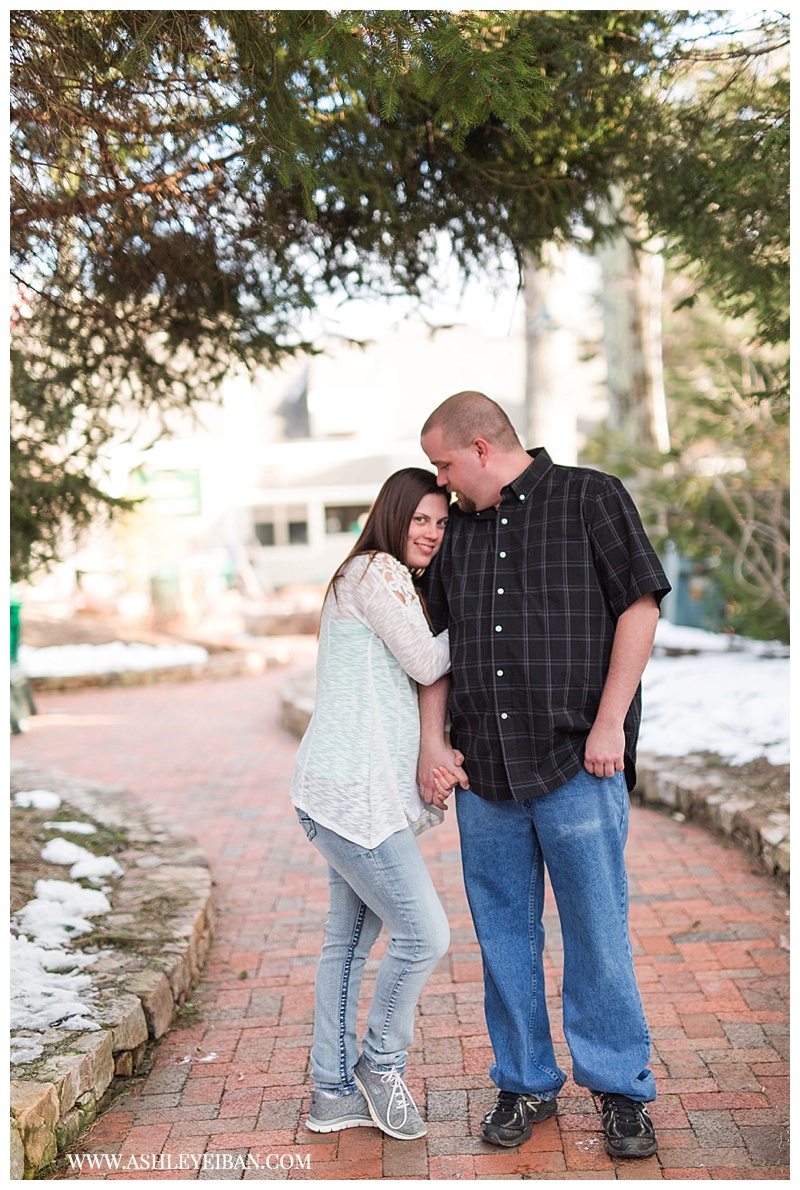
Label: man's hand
xmin=418 ymin=742 xmax=469 ymax=810
xmin=584 ymin=593 xmax=660 ymax=780
xmin=583 ymin=719 xmax=625 ymax=779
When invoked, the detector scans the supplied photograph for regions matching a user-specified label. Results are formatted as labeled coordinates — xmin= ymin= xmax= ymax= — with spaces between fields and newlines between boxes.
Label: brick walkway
xmin=12 ymin=654 xmax=789 ymax=1180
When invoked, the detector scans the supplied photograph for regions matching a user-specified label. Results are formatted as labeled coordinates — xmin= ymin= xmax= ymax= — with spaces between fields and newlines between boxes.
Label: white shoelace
xmin=381 ymin=1067 xmax=419 ymax=1127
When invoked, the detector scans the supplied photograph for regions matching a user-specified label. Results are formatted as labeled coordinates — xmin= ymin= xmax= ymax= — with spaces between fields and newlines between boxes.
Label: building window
xmin=324 ymin=504 xmax=371 ymax=535
xmin=254 ymin=504 xmax=310 ymax=548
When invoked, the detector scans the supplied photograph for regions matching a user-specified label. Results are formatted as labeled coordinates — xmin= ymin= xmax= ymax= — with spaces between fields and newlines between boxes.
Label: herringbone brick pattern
xmin=12 ymin=652 xmax=789 ymax=1179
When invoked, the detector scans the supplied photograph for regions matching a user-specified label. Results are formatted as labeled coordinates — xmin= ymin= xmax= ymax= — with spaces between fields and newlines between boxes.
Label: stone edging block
xmin=27 ymin=647 xmax=272 ymax=692
xmin=635 ymin=753 xmax=789 ymax=883
xmin=10 ymin=763 xmax=216 ymax=1179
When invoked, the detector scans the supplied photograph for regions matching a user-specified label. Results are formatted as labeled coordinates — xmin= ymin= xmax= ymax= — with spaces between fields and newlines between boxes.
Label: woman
xmin=290 ymin=468 xmax=458 ymax=1142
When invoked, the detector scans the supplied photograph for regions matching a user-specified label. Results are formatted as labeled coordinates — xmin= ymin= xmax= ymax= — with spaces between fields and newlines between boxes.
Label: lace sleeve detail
xmin=370 ymin=552 xmax=419 ymax=606
xmin=356 ymin=553 xmax=450 ymax=685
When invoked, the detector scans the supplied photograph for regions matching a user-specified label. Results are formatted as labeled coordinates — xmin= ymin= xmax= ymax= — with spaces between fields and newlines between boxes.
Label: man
xmin=417 ymin=391 xmax=671 ymax=1159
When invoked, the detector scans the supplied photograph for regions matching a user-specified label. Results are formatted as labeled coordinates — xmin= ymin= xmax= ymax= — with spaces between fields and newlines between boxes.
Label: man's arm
xmin=418 ymin=675 xmax=469 ymax=809
xmin=584 ymin=592 xmax=660 ymax=778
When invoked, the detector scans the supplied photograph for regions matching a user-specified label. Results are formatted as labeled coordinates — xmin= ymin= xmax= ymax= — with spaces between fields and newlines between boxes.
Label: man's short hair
xmin=422 ymin=391 xmax=520 ymax=451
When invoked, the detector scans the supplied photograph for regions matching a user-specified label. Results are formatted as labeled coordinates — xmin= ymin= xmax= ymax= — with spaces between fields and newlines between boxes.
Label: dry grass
xmin=10 ymin=802 xmax=58 ymax=916
xmin=10 ymin=796 xmax=129 ymax=918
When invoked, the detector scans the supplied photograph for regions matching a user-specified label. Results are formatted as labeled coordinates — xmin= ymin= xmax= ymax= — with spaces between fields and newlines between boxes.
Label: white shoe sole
xmin=306 ymin=1115 xmax=374 ymax=1133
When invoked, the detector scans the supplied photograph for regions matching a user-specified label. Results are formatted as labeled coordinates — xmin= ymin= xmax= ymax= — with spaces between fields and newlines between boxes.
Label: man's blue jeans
xmin=456 ymin=770 xmax=655 ymax=1102
xmin=296 ymin=811 xmax=450 ymax=1092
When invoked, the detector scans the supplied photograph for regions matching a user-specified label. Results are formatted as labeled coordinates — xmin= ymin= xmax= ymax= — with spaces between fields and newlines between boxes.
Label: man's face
xmin=421 ymin=426 xmax=491 ymax=513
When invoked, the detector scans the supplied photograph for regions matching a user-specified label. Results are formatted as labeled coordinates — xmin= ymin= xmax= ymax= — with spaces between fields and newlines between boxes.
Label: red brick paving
xmin=12 ymin=650 xmax=789 ymax=1180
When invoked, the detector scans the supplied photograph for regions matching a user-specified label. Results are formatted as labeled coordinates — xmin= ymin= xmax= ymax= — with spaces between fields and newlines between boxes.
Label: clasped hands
xmin=417 ymin=739 xmax=469 ymax=812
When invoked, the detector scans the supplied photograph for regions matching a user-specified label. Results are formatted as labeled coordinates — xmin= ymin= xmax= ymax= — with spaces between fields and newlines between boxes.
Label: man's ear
xmin=473 ymin=437 xmax=491 ymax=466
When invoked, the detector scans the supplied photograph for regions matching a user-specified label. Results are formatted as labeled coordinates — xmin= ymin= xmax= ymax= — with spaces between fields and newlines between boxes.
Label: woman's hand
xmin=432 ymin=766 xmax=457 ymax=801
xmin=418 ymin=743 xmax=468 ymax=810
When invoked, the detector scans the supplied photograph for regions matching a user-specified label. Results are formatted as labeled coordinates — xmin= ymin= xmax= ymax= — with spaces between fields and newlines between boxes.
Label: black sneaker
xmin=480 ymin=1090 xmax=558 ymax=1147
xmin=597 ymin=1093 xmax=658 ymax=1157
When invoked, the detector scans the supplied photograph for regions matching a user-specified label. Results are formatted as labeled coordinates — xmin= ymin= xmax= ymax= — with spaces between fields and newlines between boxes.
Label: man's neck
xmin=491 ymin=450 xmax=535 ymax=506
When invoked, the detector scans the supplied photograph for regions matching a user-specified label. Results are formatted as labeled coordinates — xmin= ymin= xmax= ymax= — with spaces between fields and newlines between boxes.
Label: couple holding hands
xmin=289 ymin=390 xmax=671 ymax=1159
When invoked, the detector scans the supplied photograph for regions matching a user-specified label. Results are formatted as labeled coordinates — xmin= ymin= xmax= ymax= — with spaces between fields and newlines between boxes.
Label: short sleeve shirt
xmin=423 ymin=449 xmax=672 ymax=801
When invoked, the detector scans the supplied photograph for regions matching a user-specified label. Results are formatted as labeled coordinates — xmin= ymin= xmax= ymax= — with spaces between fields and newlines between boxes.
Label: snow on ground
xmin=14 ymin=789 xmax=62 ymax=810
xmin=40 ymin=837 xmax=96 ymax=866
xmin=40 ymin=837 xmax=124 ymax=884
xmin=15 ymin=880 xmax=111 ymax=949
xmin=18 ymin=640 xmax=208 ymax=678
xmin=640 ymin=621 xmax=789 ymax=766
xmin=43 ymin=820 xmax=97 ymax=835
xmin=10 ymin=800 xmax=125 ymax=1064
xmin=10 ymin=934 xmax=99 ymax=1040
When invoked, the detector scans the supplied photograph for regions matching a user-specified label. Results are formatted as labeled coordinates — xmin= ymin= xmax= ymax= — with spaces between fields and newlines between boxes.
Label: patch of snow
xmin=641 ymin=623 xmax=789 ymax=766
xmin=40 ymin=836 xmax=124 ymax=884
xmin=10 ymin=934 xmax=98 ymax=1039
xmin=70 ymin=855 xmax=124 ymax=883
xmin=178 ymin=1051 xmax=218 ymax=1065
xmin=14 ymin=789 xmax=62 ymax=810
xmin=18 ymin=640 xmax=208 ymax=678
xmin=10 ymin=832 xmax=129 ymax=1060
xmin=9 ymin=1036 xmax=45 ymax=1065
xmin=14 ymin=879 xmax=110 ymax=949
xmin=10 ymin=862 xmax=121 ymax=1060
xmin=43 ymin=820 xmax=98 ymax=834
xmin=654 ymin=620 xmax=789 ymax=658
xmin=40 ymin=837 xmax=95 ymax=866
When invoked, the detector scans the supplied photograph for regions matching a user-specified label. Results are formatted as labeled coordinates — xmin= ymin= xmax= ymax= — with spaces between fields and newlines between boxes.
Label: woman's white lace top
xmin=289 ymin=551 xmax=450 ymax=848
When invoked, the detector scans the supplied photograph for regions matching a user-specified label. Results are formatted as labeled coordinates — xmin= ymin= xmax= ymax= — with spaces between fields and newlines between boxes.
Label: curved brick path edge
xmin=9 ymin=655 xmax=789 ymax=1180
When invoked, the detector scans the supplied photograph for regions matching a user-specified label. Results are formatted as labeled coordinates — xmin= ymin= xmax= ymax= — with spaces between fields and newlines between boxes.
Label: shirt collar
xmin=502 ymin=447 xmax=553 ymax=504
xmin=469 ymin=448 xmax=553 ymax=518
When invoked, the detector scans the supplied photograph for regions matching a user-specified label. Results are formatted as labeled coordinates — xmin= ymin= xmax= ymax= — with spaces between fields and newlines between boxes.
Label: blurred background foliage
xmin=586 ymin=15 xmax=788 ymax=641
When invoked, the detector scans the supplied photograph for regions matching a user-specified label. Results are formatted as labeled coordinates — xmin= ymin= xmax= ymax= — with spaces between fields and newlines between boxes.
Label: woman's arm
xmin=417 ymin=676 xmax=468 ymax=809
xmin=358 ymin=554 xmax=451 ymax=685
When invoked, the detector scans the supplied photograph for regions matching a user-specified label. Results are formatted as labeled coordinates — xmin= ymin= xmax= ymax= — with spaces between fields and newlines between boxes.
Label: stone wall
xmin=635 ymin=755 xmax=789 ymax=885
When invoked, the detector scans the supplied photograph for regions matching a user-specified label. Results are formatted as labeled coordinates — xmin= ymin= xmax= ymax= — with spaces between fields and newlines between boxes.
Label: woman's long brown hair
xmin=322 ymin=467 xmax=446 ymax=616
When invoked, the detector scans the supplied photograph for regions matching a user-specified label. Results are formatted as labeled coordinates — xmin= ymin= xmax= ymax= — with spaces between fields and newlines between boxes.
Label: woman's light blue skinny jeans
xmin=296 ymin=810 xmax=450 ymax=1093
xmin=456 ymin=769 xmax=656 ymax=1102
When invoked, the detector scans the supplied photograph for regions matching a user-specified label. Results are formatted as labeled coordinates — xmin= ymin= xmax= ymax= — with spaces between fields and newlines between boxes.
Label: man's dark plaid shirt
xmin=423 ymin=448 xmax=672 ymax=802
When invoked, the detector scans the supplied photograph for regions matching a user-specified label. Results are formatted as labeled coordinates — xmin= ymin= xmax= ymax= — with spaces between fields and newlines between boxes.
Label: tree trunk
xmin=597 ymin=186 xmax=670 ymax=451
xmin=522 ymin=243 xmax=579 ymax=463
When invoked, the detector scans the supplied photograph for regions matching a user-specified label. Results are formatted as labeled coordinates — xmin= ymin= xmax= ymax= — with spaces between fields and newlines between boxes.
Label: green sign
xmin=134 ymin=469 xmax=202 ymax=516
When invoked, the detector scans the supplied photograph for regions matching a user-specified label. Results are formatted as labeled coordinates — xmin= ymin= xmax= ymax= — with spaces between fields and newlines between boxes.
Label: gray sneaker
xmin=307 ymin=1088 xmax=373 ymax=1133
xmin=353 ymin=1055 xmax=427 ymax=1140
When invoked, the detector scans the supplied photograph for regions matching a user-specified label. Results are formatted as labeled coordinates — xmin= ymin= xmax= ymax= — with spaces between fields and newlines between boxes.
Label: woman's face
xmin=405 ymin=492 xmax=450 ymax=570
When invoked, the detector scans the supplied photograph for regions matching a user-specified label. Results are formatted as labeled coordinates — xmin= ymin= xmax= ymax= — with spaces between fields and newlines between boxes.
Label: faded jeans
xmin=456 ymin=769 xmax=656 ymax=1102
xmin=296 ymin=810 xmax=450 ymax=1092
